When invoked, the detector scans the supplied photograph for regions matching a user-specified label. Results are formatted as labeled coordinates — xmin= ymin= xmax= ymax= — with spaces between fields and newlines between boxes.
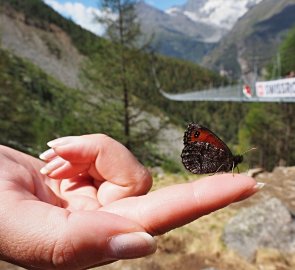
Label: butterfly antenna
xmin=241 ymin=147 xmax=257 ymax=156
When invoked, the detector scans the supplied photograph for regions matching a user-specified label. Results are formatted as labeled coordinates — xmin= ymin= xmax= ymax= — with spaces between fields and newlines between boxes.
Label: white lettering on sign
xmin=256 ymin=77 xmax=295 ymax=97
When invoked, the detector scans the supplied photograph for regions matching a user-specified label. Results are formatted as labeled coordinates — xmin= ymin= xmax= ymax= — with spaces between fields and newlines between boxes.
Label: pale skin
xmin=0 ymin=134 xmax=262 ymax=270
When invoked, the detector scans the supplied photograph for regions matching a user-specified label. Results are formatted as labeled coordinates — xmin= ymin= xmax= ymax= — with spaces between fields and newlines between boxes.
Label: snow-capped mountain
xmin=136 ymin=0 xmax=264 ymax=63
xmin=203 ymin=0 xmax=295 ymax=79
xmin=136 ymin=1 xmax=225 ymax=43
xmin=166 ymin=0 xmax=263 ymax=31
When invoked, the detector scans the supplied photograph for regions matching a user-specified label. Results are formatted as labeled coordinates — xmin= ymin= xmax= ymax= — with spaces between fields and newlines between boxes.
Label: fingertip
xmin=234 ymin=181 xmax=265 ymax=202
xmin=39 ymin=148 xmax=57 ymax=161
xmin=40 ymin=166 xmax=50 ymax=175
xmin=107 ymin=232 xmax=157 ymax=259
xmin=47 ymin=136 xmax=75 ymax=148
xmin=39 ymin=157 xmax=65 ymax=176
xmin=190 ymin=173 xmax=260 ymax=211
xmin=47 ymin=139 xmax=63 ymax=148
xmin=52 ymin=139 xmax=97 ymax=163
xmin=203 ymin=173 xmax=257 ymax=189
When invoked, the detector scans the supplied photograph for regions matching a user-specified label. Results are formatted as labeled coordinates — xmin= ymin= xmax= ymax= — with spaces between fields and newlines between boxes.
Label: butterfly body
xmin=181 ymin=123 xmax=243 ymax=174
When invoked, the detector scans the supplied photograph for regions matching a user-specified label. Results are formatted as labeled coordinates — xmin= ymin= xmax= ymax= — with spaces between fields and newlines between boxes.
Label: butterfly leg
xmin=231 ymin=162 xmax=238 ymax=177
xmin=209 ymin=163 xmax=226 ymax=176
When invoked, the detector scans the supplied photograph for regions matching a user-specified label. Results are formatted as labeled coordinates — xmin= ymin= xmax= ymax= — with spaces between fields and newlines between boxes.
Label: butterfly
xmin=181 ymin=123 xmax=243 ymax=174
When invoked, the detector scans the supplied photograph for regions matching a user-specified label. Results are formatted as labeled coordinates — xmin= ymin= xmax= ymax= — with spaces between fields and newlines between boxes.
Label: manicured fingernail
xmin=235 ymin=182 xmax=265 ymax=202
xmin=40 ymin=167 xmax=50 ymax=175
xmin=40 ymin=158 xmax=64 ymax=175
xmin=253 ymin=182 xmax=265 ymax=191
xmin=108 ymin=232 xmax=157 ymax=259
xmin=47 ymin=138 xmax=67 ymax=148
xmin=39 ymin=149 xmax=56 ymax=160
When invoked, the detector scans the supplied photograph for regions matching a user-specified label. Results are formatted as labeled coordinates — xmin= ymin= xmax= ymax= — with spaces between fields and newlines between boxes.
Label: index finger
xmin=101 ymin=174 xmax=260 ymax=235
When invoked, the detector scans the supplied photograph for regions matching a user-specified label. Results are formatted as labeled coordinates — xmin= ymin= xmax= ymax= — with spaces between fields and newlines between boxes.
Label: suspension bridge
xmin=160 ymin=77 xmax=295 ymax=103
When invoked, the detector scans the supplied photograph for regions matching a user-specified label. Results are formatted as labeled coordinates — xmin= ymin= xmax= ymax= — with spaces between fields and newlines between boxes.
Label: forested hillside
xmin=0 ymin=0 xmax=295 ymax=171
xmin=0 ymin=48 xmax=97 ymax=154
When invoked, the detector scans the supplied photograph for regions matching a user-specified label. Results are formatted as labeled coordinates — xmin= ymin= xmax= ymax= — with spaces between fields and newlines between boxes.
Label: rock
xmin=223 ymin=197 xmax=295 ymax=261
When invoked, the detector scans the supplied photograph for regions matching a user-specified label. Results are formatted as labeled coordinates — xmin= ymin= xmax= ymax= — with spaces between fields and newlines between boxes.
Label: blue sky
xmin=54 ymin=0 xmax=186 ymax=10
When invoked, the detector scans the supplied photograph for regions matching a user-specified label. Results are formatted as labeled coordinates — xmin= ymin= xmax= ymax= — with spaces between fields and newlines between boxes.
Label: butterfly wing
xmin=183 ymin=123 xmax=231 ymax=152
xmin=181 ymin=142 xmax=234 ymax=174
xmin=181 ymin=123 xmax=234 ymax=174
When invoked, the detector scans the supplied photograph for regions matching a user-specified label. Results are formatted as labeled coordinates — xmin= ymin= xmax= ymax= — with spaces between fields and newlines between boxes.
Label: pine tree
xmin=92 ymin=0 xmax=161 ymax=153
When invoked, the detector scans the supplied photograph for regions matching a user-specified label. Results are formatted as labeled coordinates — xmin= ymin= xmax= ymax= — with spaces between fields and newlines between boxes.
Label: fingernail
xmin=108 ymin=232 xmax=157 ymax=259
xmin=235 ymin=182 xmax=265 ymax=202
xmin=40 ymin=158 xmax=64 ymax=175
xmin=47 ymin=138 xmax=67 ymax=148
xmin=253 ymin=182 xmax=265 ymax=191
xmin=39 ymin=149 xmax=56 ymax=160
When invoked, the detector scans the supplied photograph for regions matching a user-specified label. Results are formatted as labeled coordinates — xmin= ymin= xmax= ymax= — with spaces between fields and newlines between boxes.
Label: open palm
xmin=0 ymin=135 xmax=260 ymax=270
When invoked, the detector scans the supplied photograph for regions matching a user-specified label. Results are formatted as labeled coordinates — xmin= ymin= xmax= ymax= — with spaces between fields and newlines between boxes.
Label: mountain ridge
xmin=166 ymin=0 xmax=263 ymax=31
xmin=136 ymin=0 xmax=264 ymax=63
xmin=202 ymin=0 xmax=295 ymax=80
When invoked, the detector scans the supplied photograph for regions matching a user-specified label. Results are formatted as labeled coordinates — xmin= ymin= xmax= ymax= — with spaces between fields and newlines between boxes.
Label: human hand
xmin=0 ymin=135 xmax=262 ymax=270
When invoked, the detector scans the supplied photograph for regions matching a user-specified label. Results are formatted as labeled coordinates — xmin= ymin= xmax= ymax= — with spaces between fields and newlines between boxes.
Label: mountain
xmin=167 ymin=0 xmax=263 ymax=31
xmin=0 ymin=0 xmax=228 ymax=169
xmin=136 ymin=1 xmax=218 ymax=63
xmin=136 ymin=0 xmax=263 ymax=63
xmin=2 ymin=0 xmax=294 ymax=176
xmin=137 ymin=1 xmax=225 ymax=43
xmin=202 ymin=0 xmax=295 ymax=81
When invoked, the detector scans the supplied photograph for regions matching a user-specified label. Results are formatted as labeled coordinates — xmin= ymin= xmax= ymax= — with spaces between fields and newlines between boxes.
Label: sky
xmin=43 ymin=0 xmax=187 ymax=35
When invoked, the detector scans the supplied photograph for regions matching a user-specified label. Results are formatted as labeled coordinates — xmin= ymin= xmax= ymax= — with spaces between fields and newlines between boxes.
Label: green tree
xmin=266 ymin=25 xmax=295 ymax=78
xmin=280 ymin=26 xmax=295 ymax=76
xmin=91 ymin=0 xmax=161 ymax=152
xmin=238 ymin=103 xmax=295 ymax=170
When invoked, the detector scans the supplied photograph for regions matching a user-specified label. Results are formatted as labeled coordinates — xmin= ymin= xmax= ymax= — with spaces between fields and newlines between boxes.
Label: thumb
xmin=1 ymin=200 xmax=156 ymax=270
xmin=65 ymin=211 xmax=157 ymax=269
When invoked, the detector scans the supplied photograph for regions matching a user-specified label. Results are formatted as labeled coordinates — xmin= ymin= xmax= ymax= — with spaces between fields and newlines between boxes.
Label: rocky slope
xmin=0 ymin=6 xmax=84 ymax=89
